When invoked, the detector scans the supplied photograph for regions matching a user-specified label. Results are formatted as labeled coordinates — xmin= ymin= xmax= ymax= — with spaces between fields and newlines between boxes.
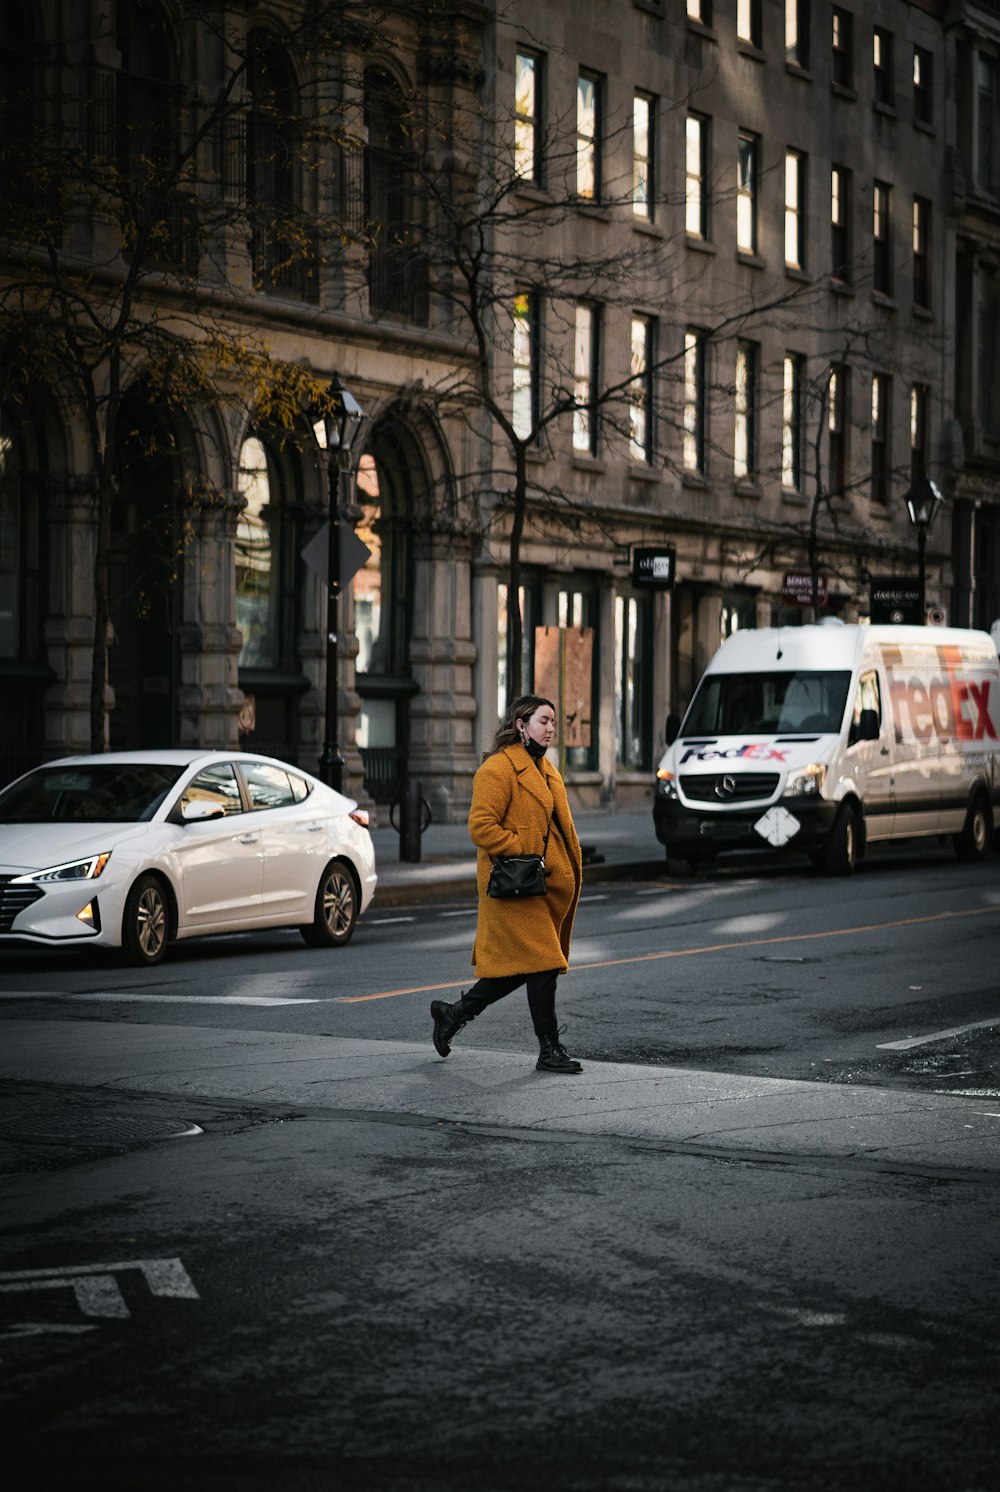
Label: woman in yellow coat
xmin=430 ymin=694 xmax=585 ymax=1074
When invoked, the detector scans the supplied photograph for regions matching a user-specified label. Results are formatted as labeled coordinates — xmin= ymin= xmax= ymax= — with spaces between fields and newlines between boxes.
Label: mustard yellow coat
xmin=468 ymin=744 xmax=583 ymax=977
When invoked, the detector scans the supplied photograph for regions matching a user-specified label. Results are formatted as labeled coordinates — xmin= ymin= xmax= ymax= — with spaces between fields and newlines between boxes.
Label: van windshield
xmin=682 ymin=671 xmax=852 ymax=736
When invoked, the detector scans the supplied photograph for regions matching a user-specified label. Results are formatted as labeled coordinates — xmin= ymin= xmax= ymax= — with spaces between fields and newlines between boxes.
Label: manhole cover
xmin=6 ymin=1114 xmax=202 ymax=1144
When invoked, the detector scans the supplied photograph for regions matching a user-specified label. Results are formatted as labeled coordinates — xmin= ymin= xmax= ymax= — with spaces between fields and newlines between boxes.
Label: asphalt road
xmin=2 ymin=842 xmax=998 ymax=1093
xmin=2 ymin=849 xmax=999 ymax=1491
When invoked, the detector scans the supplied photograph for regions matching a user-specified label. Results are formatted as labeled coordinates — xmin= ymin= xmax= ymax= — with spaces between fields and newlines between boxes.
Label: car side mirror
xmin=665 ymin=712 xmax=681 ymax=747
xmin=181 ymin=801 xmax=226 ymax=823
xmin=849 ymin=707 xmax=880 ymax=745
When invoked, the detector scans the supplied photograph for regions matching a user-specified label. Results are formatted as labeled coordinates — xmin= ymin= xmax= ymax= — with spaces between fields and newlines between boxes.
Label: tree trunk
xmin=506 ymin=443 xmax=528 ymax=705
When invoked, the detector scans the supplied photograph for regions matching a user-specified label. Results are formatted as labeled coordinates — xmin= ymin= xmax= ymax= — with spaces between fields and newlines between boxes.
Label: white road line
xmin=580 ymin=894 xmax=609 ymax=903
xmin=877 ymin=1017 xmax=1000 ymax=1051
xmin=369 ymin=916 xmax=417 ymax=925
xmin=0 ymin=991 xmax=317 ymax=1006
xmin=439 ymin=909 xmax=477 ymax=918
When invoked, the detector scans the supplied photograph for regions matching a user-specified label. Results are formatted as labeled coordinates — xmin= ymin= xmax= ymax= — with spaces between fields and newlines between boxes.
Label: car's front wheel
xmin=121 ymin=873 xmax=170 ymax=966
xmin=300 ymin=859 xmax=358 ymax=948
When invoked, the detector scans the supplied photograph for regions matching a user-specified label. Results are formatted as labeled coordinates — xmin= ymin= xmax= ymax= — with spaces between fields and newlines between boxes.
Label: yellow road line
xmin=339 ymin=903 xmax=1000 ymax=1003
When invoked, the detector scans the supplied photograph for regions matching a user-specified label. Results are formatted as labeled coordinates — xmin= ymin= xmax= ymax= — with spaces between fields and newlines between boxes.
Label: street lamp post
xmin=316 ymin=375 xmax=366 ymax=793
xmin=904 ymin=473 xmax=942 ymax=624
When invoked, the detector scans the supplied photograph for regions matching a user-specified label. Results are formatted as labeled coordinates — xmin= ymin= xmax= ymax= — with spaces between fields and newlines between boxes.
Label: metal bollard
xmin=399 ymin=774 xmax=423 ymax=863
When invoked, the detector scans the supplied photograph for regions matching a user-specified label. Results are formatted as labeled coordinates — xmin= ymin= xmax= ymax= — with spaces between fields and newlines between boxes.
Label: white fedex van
xmin=653 ymin=621 xmax=1000 ymax=874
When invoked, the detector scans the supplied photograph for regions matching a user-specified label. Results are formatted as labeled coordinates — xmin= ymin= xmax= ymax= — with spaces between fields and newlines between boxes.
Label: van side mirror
xmin=849 ymin=707 xmax=880 ymax=745
xmin=665 ymin=712 xmax=681 ymax=746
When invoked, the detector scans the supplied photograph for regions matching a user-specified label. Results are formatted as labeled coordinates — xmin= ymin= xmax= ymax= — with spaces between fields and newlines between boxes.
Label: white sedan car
xmin=0 ymin=750 xmax=377 ymax=966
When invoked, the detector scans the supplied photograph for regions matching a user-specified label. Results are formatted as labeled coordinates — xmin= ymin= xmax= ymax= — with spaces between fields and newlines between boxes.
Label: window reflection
xmin=236 ymin=436 xmax=275 ymax=667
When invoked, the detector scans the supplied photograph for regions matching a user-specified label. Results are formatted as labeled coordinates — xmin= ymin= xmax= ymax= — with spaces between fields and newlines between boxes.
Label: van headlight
xmin=785 ymin=765 xmax=826 ymax=797
xmin=656 ymin=768 xmax=678 ymax=798
xmin=12 ymin=852 xmax=113 ymax=884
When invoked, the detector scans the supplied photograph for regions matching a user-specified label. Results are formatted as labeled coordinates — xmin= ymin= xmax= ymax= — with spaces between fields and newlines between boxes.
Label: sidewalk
xmin=369 ymin=802 xmax=665 ymax=905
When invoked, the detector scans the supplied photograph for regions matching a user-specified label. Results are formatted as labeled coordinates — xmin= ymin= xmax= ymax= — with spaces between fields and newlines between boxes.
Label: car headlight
xmin=12 ymin=851 xmax=113 ymax=884
xmin=656 ymin=768 xmax=678 ymax=798
xmin=785 ymin=765 xmax=826 ymax=797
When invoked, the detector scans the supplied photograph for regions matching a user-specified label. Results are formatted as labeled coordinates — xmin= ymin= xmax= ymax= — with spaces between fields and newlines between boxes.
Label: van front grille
xmin=680 ymin=772 xmax=780 ymax=804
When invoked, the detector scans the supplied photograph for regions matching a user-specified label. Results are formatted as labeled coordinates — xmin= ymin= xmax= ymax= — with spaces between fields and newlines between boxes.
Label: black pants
xmin=460 ymin=969 xmax=559 ymax=1037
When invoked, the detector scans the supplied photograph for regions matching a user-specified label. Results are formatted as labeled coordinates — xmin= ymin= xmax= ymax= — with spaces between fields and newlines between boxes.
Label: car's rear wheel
xmin=300 ymin=859 xmax=358 ymax=947
xmin=121 ymin=873 xmax=170 ymax=966
xmin=953 ymin=795 xmax=991 ymax=863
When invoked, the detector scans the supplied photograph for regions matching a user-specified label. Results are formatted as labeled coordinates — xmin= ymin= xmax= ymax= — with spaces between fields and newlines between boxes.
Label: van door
xmin=879 ymin=644 xmax=943 ymax=837
xmin=845 ymin=668 xmax=895 ymax=841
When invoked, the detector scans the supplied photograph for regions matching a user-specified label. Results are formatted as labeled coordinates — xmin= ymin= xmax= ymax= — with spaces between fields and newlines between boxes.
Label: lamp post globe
xmin=903 ymin=474 xmax=942 ymax=625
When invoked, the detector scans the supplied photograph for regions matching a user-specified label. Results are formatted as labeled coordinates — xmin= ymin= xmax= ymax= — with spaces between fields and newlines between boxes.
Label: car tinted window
xmin=242 ymin=762 xmax=297 ymax=810
xmin=180 ymin=763 xmax=243 ymax=816
xmin=0 ymin=763 xmax=185 ymax=823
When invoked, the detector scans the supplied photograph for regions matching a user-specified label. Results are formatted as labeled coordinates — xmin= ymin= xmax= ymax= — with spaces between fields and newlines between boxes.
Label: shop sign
xmin=781 ymin=571 xmax=828 ymax=606
xmin=631 ymin=547 xmax=676 ymax=589
xmin=869 ymin=577 xmax=922 ymax=626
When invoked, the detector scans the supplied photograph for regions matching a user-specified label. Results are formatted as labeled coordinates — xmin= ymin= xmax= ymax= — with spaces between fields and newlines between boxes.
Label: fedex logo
xmin=679 ymin=742 xmax=789 ymax=764
xmin=883 ymin=645 xmax=999 ymax=744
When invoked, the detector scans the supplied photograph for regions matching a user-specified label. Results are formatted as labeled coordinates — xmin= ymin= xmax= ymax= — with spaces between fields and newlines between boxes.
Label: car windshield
xmin=682 ymin=671 xmax=852 ymax=736
xmin=0 ymin=763 xmax=186 ymax=823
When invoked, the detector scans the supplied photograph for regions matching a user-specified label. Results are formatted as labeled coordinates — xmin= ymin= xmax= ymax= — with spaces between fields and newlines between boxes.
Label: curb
xmin=370 ymin=857 xmax=667 ymax=909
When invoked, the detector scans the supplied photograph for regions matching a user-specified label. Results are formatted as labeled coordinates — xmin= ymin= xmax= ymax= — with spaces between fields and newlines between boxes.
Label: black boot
xmin=431 ymin=997 xmax=472 ymax=1058
xmin=536 ymin=1026 xmax=583 ymax=1075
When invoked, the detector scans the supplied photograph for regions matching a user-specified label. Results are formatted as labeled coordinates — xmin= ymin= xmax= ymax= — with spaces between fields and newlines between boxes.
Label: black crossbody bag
xmin=487 ymin=823 xmax=551 ymax=899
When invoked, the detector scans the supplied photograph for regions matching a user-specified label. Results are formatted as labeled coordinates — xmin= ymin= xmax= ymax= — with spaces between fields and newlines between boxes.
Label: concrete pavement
xmin=3 ymin=1017 xmax=998 ymax=1177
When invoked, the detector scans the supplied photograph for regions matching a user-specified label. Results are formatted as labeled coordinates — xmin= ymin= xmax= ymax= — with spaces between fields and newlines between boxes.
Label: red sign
xmin=782 ymin=571 xmax=828 ymax=606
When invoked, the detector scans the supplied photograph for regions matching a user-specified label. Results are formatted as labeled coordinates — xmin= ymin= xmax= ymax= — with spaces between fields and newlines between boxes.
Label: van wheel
xmin=300 ymin=859 xmax=358 ymax=947
xmin=819 ymin=804 xmax=858 ymax=876
xmin=953 ymin=796 xmax=992 ymax=863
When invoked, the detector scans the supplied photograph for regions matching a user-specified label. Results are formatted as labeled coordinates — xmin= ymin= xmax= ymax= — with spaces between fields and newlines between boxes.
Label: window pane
xmin=236 ymin=436 xmax=276 ymax=667
xmin=684 ymin=332 xmax=703 ymax=473
xmin=181 ymin=764 xmax=244 ymax=816
xmin=512 ymin=293 xmax=534 ymax=438
xmin=574 ymin=304 xmax=594 ymax=452
xmin=685 ymin=116 xmax=704 ymax=235
xmin=243 ymin=761 xmax=297 ymax=809
xmin=577 ymin=73 xmax=597 ymax=198
xmin=515 ymin=53 xmax=537 ymax=179
xmin=633 ymin=94 xmax=651 ymax=217
xmin=630 ymin=316 xmax=651 ymax=462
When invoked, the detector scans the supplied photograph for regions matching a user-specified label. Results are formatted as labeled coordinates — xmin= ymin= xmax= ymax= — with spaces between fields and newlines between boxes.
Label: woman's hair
xmin=483 ymin=694 xmax=555 ymax=761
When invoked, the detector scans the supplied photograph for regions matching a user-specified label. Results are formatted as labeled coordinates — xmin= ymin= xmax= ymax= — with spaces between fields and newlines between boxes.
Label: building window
xmin=576 ymin=70 xmax=601 ymax=201
xmin=828 ymin=365 xmax=848 ymax=497
xmin=832 ymin=8 xmax=853 ymax=88
xmin=573 ymin=303 xmax=600 ymax=455
xmin=558 ymin=582 xmax=599 ymax=771
xmin=236 ymin=433 xmax=300 ymax=670
xmin=873 ymin=180 xmax=892 ymax=296
xmin=364 ymin=68 xmax=424 ymax=321
xmin=785 ymin=150 xmax=806 ymax=269
xmin=782 ymin=353 xmax=803 ymax=490
xmin=831 ymin=165 xmax=851 ymax=281
xmin=685 ymin=114 xmax=709 ymax=238
xmin=871 ymin=374 xmax=890 ymax=504
xmin=247 ymin=33 xmax=306 ymax=295
xmin=684 ymin=330 xmax=706 ymax=475
xmin=910 ymin=384 xmax=927 ymax=481
xmin=734 ymin=340 xmax=758 ymax=481
xmin=737 ymin=132 xmax=758 ymax=253
xmin=913 ymin=46 xmax=932 ymax=125
xmin=977 ymin=275 xmax=998 ymax=435
xmin=786 ymin=0 xmax=809 ymax=69
xmin=633 ymin=93 xmax=654 ymax=220
xmin=515 ymin=51 xmax=542 ymax=183
xmin=977 ymin=55 xmax=996 ymax=194
xmin=512 ymin=291 xmax=539 ymax=439
xmin=912 ymin=196 xmax=930 ymax=309
xmin=737 ymin=0 xmax=761 ymax=48
xmin=873 ymin=26 xmax=894 ymax=108
xmin=0 ymin=406 xmax=45 ymax=667
xmin=687 ymin=0 xmax=711 ymax=24
xmin=615 ymin=592 xmax=652 ymax=770
xmin=630 ymin=315 xmax=654 ymax=464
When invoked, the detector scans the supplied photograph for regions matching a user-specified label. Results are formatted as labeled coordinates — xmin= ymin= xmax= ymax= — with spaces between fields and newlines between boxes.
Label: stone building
xmin=0 ymin=0 xmax=963 ymax=818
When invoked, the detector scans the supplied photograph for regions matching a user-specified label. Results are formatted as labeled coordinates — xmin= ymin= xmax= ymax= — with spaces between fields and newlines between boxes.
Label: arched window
xmin=236 ymin=432 xmax=301 ymax=671
xmin=363 ymin=68 xmax=427 ymax=322
xmin=247 ymin=32 xmax=310 ymax=295
xmin=115 ymin=0 xmax=188 ymax=267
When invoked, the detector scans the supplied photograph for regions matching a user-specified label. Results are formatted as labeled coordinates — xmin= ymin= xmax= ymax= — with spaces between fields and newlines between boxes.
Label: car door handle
xmin=880 ymin=747 xmax=890 ymax=756
xmin=237 ymin=833 xmax=256 ymax=845
xmin=306 ymin=823 xmax=324 ymax=833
